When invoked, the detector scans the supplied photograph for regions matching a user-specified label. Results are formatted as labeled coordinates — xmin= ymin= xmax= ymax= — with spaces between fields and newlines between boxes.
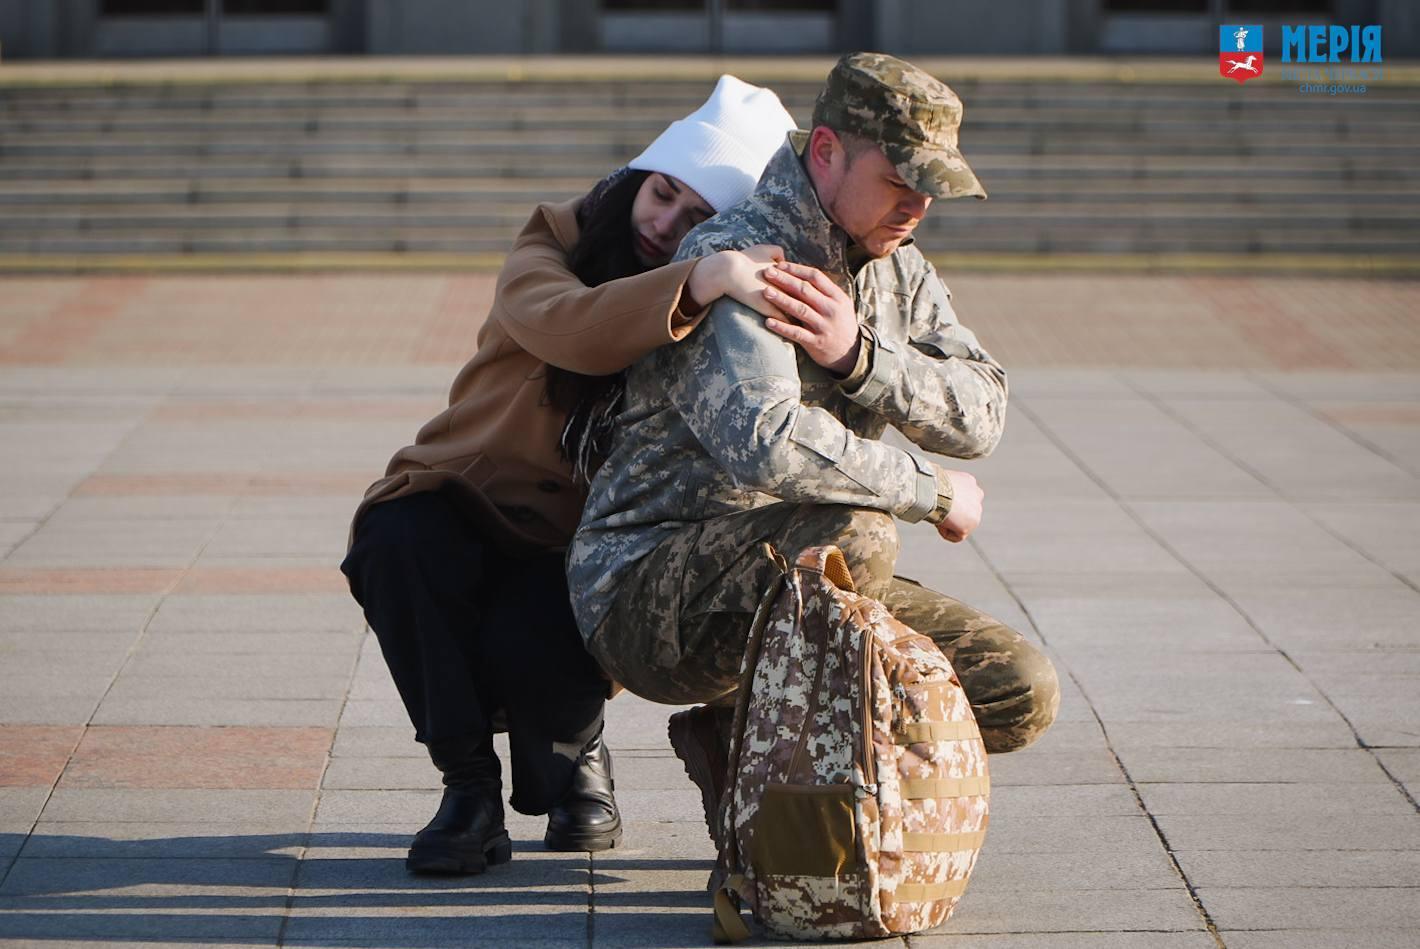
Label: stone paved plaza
xmin=0 ymin=271 xmax=1418 ymax=947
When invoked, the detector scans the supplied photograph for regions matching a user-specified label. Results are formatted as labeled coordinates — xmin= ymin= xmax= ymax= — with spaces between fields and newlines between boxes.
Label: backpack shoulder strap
xmin=712 ymin=544 xmax=789 ymax=943
xmin=712 ymin=874 xmax=752 ymax=944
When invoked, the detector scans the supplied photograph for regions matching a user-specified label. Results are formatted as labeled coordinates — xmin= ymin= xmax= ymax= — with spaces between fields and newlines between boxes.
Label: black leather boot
xmin=407 ymin=736 xmax=511 ymax=875
xmin=543 ymin=727 xmax=623 ymax=852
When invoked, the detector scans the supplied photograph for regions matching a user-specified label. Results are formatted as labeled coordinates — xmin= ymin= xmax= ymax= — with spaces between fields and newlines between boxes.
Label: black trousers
xmin=340 ymin=491 xmax=607 ymax=816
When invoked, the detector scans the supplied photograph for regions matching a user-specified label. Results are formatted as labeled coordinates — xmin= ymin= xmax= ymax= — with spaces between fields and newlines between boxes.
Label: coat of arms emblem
xmin=1220 ymin=25 xmax=1264 ymax=83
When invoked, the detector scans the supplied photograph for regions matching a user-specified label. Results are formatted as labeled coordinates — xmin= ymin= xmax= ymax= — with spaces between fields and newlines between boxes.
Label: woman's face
xmin=629 ymin=173 xmax=714 ymax=267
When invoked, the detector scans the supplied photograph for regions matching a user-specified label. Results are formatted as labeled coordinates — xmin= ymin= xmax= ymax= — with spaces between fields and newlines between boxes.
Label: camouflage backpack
xmin=712 ymin=545 xmax=990 ymax=943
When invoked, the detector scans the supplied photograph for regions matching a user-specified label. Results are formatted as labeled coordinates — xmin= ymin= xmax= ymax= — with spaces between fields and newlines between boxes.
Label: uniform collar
xmin=743 ymin=131 xmax=855 ymax=292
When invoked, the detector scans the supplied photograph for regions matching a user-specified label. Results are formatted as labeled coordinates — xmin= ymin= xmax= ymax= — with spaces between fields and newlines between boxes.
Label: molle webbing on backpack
xmin=899 ymin=775 xmax=992 ymax=800
xmin=894 ymin=720 xmax=980 ymax=743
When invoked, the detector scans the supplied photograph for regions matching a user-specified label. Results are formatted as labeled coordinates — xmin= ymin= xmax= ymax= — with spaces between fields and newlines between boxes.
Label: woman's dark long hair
xmin=546 ymin=167 xmax=654 ymax=484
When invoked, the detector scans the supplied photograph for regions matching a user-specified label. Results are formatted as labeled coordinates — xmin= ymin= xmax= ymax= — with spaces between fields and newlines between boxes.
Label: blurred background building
xmin=2 ymin=0 xmax=1418 ymax=58
xmin=0 ymin=2 xmax=1415 ymax=271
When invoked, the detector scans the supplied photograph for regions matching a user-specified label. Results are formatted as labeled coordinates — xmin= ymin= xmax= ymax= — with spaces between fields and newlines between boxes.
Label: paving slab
xmin=1174 ymin=849 xmax=1420 ymax=888
xmin=1015 ymin=593 xmax=1266 ymax=653
xmin=0 ymin=695 xmax=102 ymax=726
xmin=1160 ymin=398 xmax=1420 ymax=502
xmin=21 ymin=823 xmax=307 ymax=859
xmin=0 ymin=826 xmax=28 ymax=860
xmin=1307 ymin=501 xmax=1420 ymax=579
xmin=0 ymin=908 xmax=287 ymax=943
xmin=991 ymin=784 xmax=1140 ymax=818
xmin=968 ymin=849 xmax=1181 ymax=891
xmin=927 ymin=887 xmax=1204 ymax=934
xmin=1025 ymin=395 xmax=1275 ymax=500
xmin=986 ymin=749 xmax=1126 ymax=787
xmin=146 ymin=593 xmax=365 ymax=634
xmin=1153 ymin=814 xmax=1420 ymax=852
xmin=945 ymin=409 xmax=1108 ymax=502
xmin=1121 ymin=747 xmax=1393 ymax=785
xmin=1129 ymin=500 xmax=1395 ymax=586
xmin=136 ymin=629 xmax=363 ymax=656
xmin=1374 ymin=749 xmax=1420 ymax=797
xmin=90 ymin=695 xmax=344 ymax=728
xmin=0 ymin=855 xmax=298 ymax=897
xmin=337 ymin=700 xmax=418 ymax=729
xmin=0 ymin=594 xmax=161 ymax=633
xmin=4 ymin=518 xmax=216 ymax=569
xmin=329 ymin=726 xmax=423 ymax=759
xmin=977 ymin=815 xmax=1164 ymax=855
xmin=102 ymin=673 xmax=352 ymax=701
xmin=57 ymin=725 xmax=332 ymax=790
xmin=40 ymin=788 xmax=316 ymax=824
xmin=909 ymin=933 xmax=1216 ymax=948
xmin=1104 ymin=719 xmax=1361 ymax=751
xmin=320 ymin=757 xmax=442 ymax=792
xmin=970 ymin=500 xmax=1190 ymax=578
xmin=0 ymin=522 xmax=37 ymax=559
xmin=1223 ymin=931 xmax=1420 ymax=949
xmin=1197 ymin=886 xmax=1420 ymax=931
xmin=1225 ymin=583 xmax=1420 ymax=653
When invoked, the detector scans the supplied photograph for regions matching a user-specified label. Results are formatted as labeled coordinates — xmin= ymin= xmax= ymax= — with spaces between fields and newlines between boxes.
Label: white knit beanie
xmin=628 ymin=75 xmax=798 ymax=213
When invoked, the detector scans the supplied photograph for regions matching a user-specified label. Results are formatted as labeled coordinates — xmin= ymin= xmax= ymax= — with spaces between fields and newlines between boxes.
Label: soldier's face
xmin=630 ymin=173 xmax=714 ymax=267
xmin=818 ymin=136 xmax=932 ymax=259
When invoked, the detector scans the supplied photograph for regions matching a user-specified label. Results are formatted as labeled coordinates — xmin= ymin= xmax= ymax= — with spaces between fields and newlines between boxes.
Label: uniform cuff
xmin=842 ymin=326 xmax=898 ymax=405
xmin=923 ymin=467 xmax=954 ymax=525
xmin=836 ymin=329 xmax=874 ymax=390
xmin=901 ymin=454 xmax=941 ymax=523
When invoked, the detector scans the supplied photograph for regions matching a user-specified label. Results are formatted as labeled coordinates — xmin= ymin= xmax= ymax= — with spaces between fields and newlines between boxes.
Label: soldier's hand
xmin=937 ymin=470 xmax=984 ymax=543
xmin=760 ymin=260 xmax=861 ymax=376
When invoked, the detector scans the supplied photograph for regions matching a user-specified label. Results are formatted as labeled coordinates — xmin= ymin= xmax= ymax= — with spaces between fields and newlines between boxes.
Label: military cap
xmin=812 ymin=51 xmax=987 ymax=201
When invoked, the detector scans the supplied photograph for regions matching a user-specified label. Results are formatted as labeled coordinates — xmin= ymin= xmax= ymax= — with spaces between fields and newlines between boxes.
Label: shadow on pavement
xmin=0 ymin=831 xmax=717 ymax=946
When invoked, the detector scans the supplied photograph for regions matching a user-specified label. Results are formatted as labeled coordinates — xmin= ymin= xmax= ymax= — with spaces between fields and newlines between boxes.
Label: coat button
xmin=537 ymin=480 xmax=561 ymax=493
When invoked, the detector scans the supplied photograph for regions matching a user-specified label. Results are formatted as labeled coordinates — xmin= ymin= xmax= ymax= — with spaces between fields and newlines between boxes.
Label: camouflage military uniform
xmin=568 ymin=55 xmax=1059 ymax=754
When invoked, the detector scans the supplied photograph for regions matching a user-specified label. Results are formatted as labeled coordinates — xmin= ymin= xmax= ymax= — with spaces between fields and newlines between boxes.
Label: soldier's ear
xmin=805 ymin=126 xmax=843 ymax=176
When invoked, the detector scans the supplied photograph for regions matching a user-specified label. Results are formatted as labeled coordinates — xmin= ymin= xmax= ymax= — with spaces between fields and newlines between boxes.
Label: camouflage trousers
xmin=586 ymin=502 xmax=1059 ymax=754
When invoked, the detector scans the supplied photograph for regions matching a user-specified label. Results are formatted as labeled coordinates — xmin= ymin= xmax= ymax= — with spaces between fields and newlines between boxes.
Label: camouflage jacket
xmin=568 ymin=133 xmax=1007 ymax=636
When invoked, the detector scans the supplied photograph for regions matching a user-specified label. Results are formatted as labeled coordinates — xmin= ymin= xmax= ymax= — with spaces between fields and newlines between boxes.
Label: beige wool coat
xmin=351 ymin=197 xmax=705 ymax=554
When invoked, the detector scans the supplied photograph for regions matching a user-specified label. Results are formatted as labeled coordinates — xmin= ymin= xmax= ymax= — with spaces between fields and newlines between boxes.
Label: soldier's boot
xmin=407 ymin=735 xmax=511 ymax=875
xmin=544 ymin=726 xmax=623 ymax=851
xmin=668 ymin=704 xmax=733 ymax=847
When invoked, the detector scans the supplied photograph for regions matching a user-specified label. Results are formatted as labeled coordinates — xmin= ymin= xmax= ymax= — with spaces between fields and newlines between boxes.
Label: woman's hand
xmin=683 ymin=245 xmax=787 ymax=321
xmin=759 ymin=260 xmax=861 ymax=377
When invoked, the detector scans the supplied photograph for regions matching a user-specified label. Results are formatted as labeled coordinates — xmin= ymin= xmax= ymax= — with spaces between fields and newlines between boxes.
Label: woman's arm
xmin=494 ymin=201 xmax=784 ymax=376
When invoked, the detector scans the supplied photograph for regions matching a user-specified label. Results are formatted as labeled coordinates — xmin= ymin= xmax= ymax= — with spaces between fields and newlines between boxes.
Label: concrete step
xmin=3 ymin=80 xmax=1414 ymax=109
xmin=0 ymin=153 xmax=1410 ymax=183
xmin=4 ymin=108 xmax=1418 ymax=136
xmin=4 ymin=228 xmax=1413 ymax=257
xmin=3 ymin=201 xmax=1416 ymax=233
xmin=4 ymin=177 xmax=1416 ymax=207
xmin=3 ymin=137 xmax=1414 ymax=163
xmin=0 ymin=75 xmax=1413 ymax=263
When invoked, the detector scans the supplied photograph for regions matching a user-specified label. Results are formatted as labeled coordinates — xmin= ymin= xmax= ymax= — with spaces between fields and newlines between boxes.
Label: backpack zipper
xmin=858 ymin=620 xmax=878 ymax=796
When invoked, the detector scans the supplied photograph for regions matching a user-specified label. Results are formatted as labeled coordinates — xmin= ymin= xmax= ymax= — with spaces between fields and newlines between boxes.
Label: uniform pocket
xmin=789 ymin=410 xmax=883 ymax=495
